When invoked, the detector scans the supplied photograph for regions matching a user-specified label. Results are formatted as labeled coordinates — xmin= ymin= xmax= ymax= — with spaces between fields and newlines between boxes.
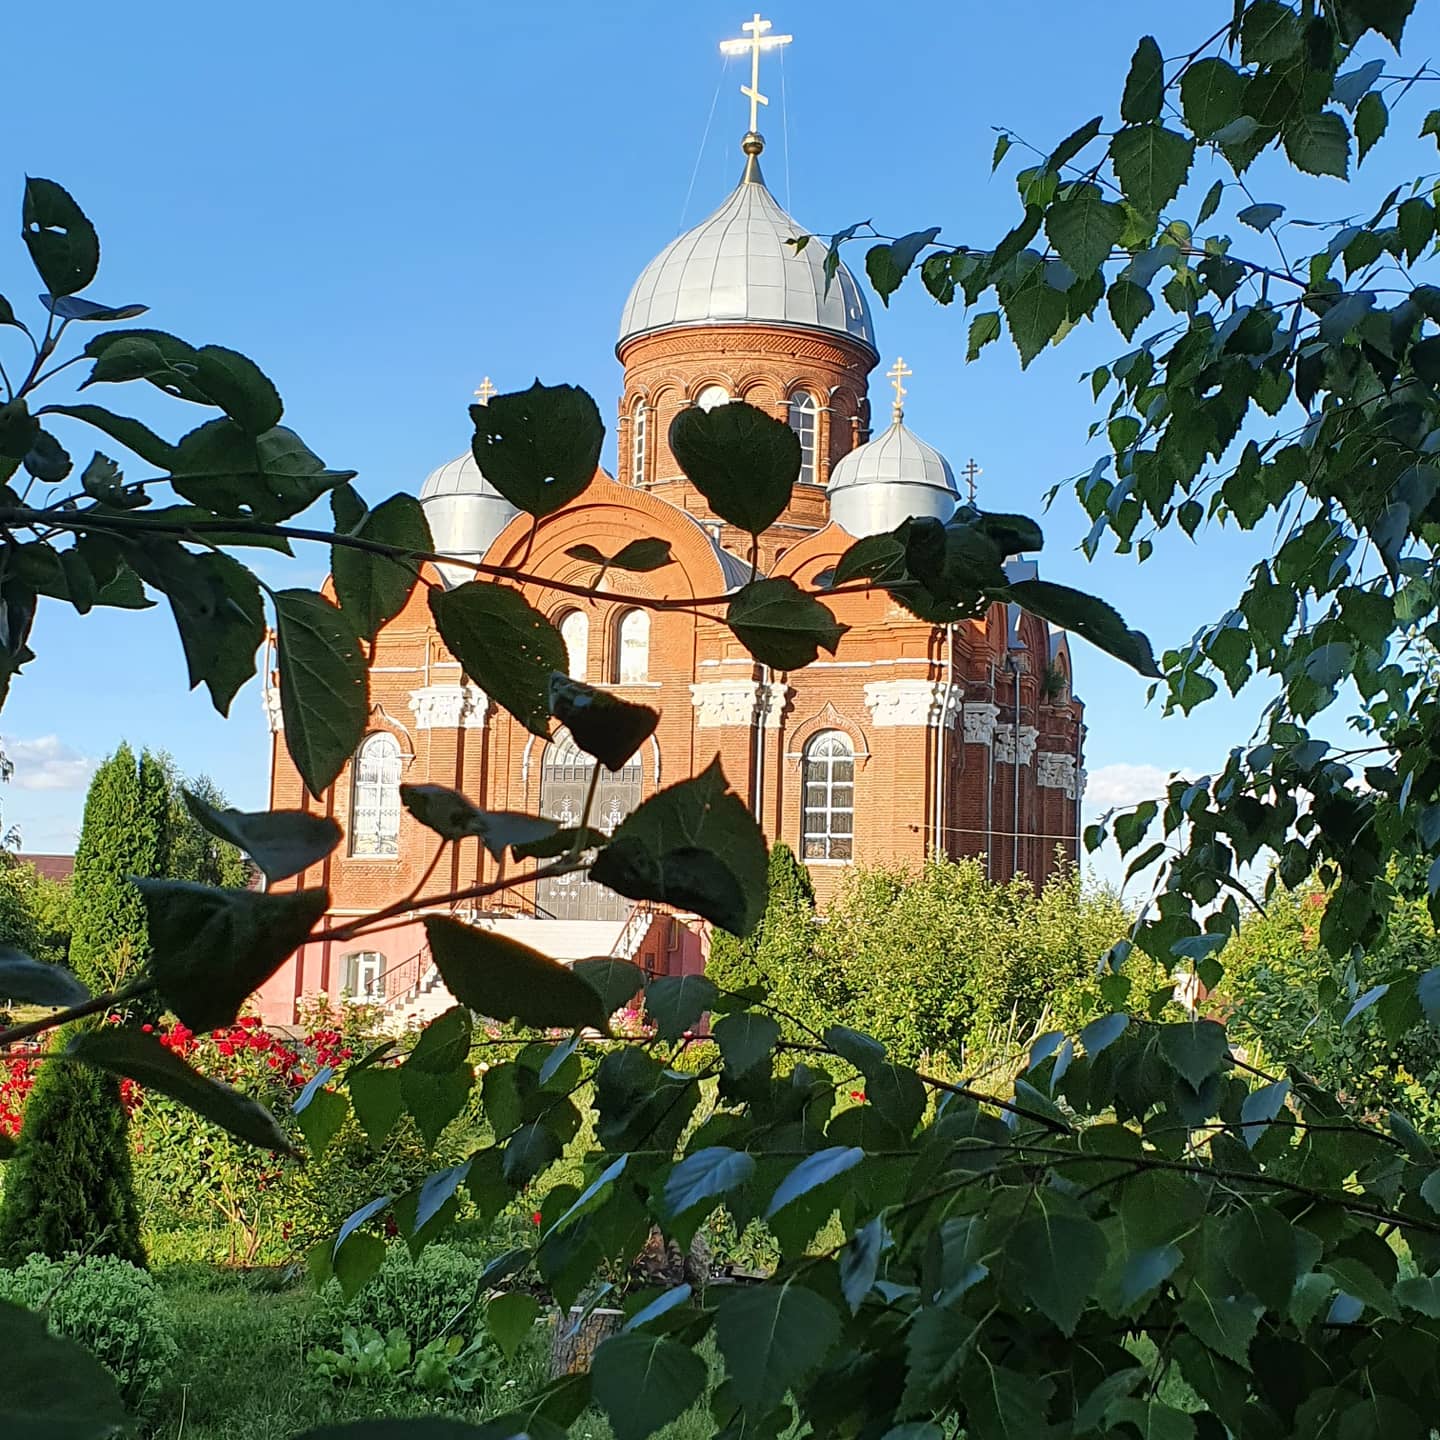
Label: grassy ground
xmin=138 ymin=1263 xmax=713 ymax=1440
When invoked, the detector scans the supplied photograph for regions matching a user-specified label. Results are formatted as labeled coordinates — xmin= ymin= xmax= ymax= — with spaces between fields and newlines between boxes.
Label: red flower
xmin=532 ymin=1211 xmax=543 ymax=1226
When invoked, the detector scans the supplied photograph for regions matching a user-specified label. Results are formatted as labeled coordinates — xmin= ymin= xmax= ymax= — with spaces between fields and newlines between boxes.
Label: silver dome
xmin=618 ymin=148 xmax=875 ymax=352
xmin=828 ymin=419 xmax=960 ymax=539
xmin=419 ymin=452 xmax=521 ymax=586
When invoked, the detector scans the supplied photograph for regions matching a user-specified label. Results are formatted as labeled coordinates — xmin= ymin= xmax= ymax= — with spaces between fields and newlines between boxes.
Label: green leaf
xmin=429 ymin=581 xmax=566 ymax=737
xmin=669 ymin=400 xmax=801 ymax=534
xmin=904 ymin=1309 xmax=984 ymax=1413
xmin=401 ymin=1052 xmax=473 ymax=1148
xmin=1177 ymin=1281 xmax=1259 ymax=1366
xmin=590 ymin=760 xmax=768 ymax=936
xmin=295 ymin=1085 xmax=348 ymax=1162
xmin=664 ymin=1146 xmax=756 ymax=1217
xmin=1107 ymin=279 xmax=1154 ymax=340
xmin=967 ymin=310 xmax=1002 ymax=361
xmin=68 ymin=1028 xmax=294 ymax=1152
xmin=36 ymin=402 xmax=177 ymax=468
xmin=1121 ymin=37 xmax=1165 ymax=124
xmin=1110 ymin=125 xmax=1195 ymax=218
xmin=1238 ymin=203 xmax=1285 ymax=232
xmin=152 ymin=548 xmax=265 ymax=716
xmin=333 ymin=1231 xmax=387 ymax=1301
xmin=713 ymin=1280 xmax=841 ymax=1413
xmin=566 ymin=538 xmax=674 ymax=574
xmin=839 ymin=1217 xmax=886 ymax=1313
xmin=1283 ymin=111 xmax=1351 ymax=178
xmin=591 ymin=1333 xmax=707 ymax=1440
xmin=1107 ymin=1400 xmax=1195 ymax=1440
xmin=424 ymin=916 xmax=611 ymax=1031
xmin=549 ymin=674 xmax=660 ymax=771
xmin=0 ymin=1297 xmax=129 ymax=1437
xmin=1242 ymin=1 xmax=1302 ymax=62
xmin=348 ymin=1066 xmax=405 ymax=1148
xmin=646 ymin=972 xmax=719 ymax=1041
xmin=502 ymin=1121 xmax=562 ymax=1187
xmin=1046 ymin=184 xmax=1125 ymax=276
xmin=169 ymin=418 xmax=354 ymax=522
xmin=138 ymin=878 xmax=328 ymax=1031
xmin=1356 ymin=91 xmax=1389 ymax=164
xmin=1011 ymin=1203 xmax=1109 ymax=1335
xmin=765 ymin=1146 xmax=864 ymax=1219
xmin=275 ymin=588 xmax=367 ymax=797
xmin=713 ymin=1010 xmax=781 ymax=1077
xmin=1180 ymin=58 xmax=1245 ymax=138
xmin=866 ymin=227 xmax=942 ymax=305
xmin=470 ymin=381 xmax=603 ymax=517
xmin=187 ymin=345 xmax=283 ymax=435
xmin=487 ymin=1293 xmax=542 ymax=1361
xmin=960 ymin=1358 xmax=1054 ymax=1440
xmin=0 ymin=946 xmax=88 ymax=1007
xmin=331 ymin=493 xmax=433 ymax=639
xmin=182 ymin=789 xmax=341 ymax=882
xmin=22 ymin=178 xmax=99 ymax=298
xmin=1239 ymin=1078 xmax=1290 ymax=1148
xmin=1000 ymin=263 xmax=1069 ymax=368
xmin=571 ymin=958 xmax=646 ymax=1016
xmin=399 ymin=786 xmax=558 ymax=857
xmin=992 ymin=133 xmax=1013 ymax=171
xmin=1395 ymin=1276 xmax=1440 ymax=1317
xmin=1007 ymin=577 xmax=1160 ymax=676
xmin=1223 ymin=1203 xmax=1321 ymax=1313
xmin=1049 ymin=116 xmax=1104 ymax=172
xmin=1156 ymin=1019 xmax=1230 ymax=1088
xmin=727 ymin=578 xmax=847 ymax=669
xmin=40 ymin=294 xmax=146 ymax=323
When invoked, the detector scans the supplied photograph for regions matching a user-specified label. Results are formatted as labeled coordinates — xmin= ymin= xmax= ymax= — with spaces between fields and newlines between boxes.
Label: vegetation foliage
xmin=6 ymin=2 xmax=1440 ymax=1438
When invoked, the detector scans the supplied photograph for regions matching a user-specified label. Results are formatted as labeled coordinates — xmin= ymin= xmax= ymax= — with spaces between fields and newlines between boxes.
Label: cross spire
xmin=961 ymin=457 xmax=983 ymax=503
xmin=886 ymin=356 xmax=912 ymax=423
xmin=473 ymin=376 xmax=497 ymax=406
xmin=720 ymin=13 xmax=793 ymax=143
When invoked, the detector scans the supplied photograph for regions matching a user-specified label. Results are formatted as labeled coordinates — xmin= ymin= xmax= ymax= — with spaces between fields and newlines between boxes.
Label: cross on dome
xmin=961 ymin=457 xmax=982 ymax=503
xmin=886 ymin=356 xmax=912 ymax=423
xmin=720 ymin=13 xmax=793 ymax=140
xmin=473 ymin=377 xmax=497 ymax=406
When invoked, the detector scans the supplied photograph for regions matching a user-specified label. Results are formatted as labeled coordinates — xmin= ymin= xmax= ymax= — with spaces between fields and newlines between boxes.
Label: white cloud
xmin=4 ymin=736 xmax=96 ymax=792
xmin=1084 ymin=762 xmax=1172 ymax=812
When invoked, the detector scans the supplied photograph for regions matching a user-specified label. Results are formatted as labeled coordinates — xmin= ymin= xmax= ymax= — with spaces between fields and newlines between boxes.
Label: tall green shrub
xmin=0 ymin=1029 xmax=145 ymax=1267
xmin=159 ymin=764 xmax=251 ymax=891
xmin=706 ymin=842 xmax=819 ymax=1001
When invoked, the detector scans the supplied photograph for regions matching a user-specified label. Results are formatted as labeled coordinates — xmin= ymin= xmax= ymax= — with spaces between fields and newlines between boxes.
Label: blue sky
xmin=2 ymin=1 xmax=1433 ymax=889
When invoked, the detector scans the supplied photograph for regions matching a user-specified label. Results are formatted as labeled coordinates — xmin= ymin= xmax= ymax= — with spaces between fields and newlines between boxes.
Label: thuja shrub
xmin=0 ymin=1253 xmax=180 ymax=1411
xmin=311 ymin=1241 xmax=485 ymax=1350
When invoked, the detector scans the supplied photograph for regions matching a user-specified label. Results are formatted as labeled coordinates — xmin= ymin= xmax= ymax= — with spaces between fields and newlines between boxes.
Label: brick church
xmin=254 ymin=18 xmax=1085 ymax=1026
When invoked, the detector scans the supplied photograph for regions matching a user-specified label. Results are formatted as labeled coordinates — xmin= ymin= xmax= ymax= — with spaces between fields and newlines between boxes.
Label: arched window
xmin=340 ymin=950 xmax=385 ymax=1001
xmin=351 ymin=733 xmax=402 ymax=857
xmin=696 ymin=384 xmax=730 ymax=412
xmin=802 ymin=730 xmax=854 ymax=861
xmin=559 ymin=609 xmax=588 ymax=680
xmin=631 ymin=400 xmax=647 ymax=486
xmin=788 ymin=390 xmax=818 ymax=484
xmin=614 ymin=608 xmax=650 ymax=684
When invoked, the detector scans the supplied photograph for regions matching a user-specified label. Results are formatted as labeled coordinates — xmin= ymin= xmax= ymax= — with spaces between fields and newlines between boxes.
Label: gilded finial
xmin=961 ymin=457 xmax=982 ymax=503
xmin=720 ymin=13 xmax=792 ymax=146
xmin=886 ymin=357 xmax=912 ymax=424
xmin=473 ymin=377 xmax=497 ymax=406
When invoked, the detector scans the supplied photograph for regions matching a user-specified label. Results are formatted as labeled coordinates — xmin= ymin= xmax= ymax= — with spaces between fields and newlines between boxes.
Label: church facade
xmin=254 ymin=48 xmax=1085 ymax=1027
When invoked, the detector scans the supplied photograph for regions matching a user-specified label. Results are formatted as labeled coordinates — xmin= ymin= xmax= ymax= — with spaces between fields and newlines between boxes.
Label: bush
xmin=0 ymin=1253 xmax=179 ymax=1410
xmin=312 ymin=1242 xmax=484 ymax=1350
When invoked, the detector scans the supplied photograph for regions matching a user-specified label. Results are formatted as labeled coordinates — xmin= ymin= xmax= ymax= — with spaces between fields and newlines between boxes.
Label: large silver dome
xmin=618 ymin=146 xmax=875 ymax=353
xmin=828 ymin=419 xmax=960 ymax=539
xmin=419 ymin=452 xmax=521 ymax=586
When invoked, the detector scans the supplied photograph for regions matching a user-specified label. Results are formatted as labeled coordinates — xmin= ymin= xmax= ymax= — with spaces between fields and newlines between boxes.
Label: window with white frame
xmin=350 ymin=733 xmax=402 ymax=857
xmin=615 ymin=608 xmax=650 ymax=684
xmin=788 ymin=390 xmax=818 ymax=484
xmin=631 ymin=400 xmax=647 ymax=485
xmin=696 ymin=384 xmax=730 ymax=412
xmin=802 ymin=730 xmax=855 ymax=861
xmin=559 ymin=609 xmax=589 ymax=680
xmin=340 ymin=950 xmax=385 ymax=1001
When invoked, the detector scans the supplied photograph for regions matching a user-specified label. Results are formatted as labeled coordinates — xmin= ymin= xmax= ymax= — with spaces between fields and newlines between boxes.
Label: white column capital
xmin=262 ymin=682 xmax=284 ymax=734
xmin=690 ymin=680 xmax=760 ymax=727
xmin=961 ymin=701 xmax=999 ymax=745
xmin=862 ymin=679 xmax=960 ymax=728
xmin=1036 ymin=751 xmax=1078 ymax=797
xmin=410 ymin=683 xmax=489 ymax=730
xmin=995 ymin=723 xmax=1039 ymax=766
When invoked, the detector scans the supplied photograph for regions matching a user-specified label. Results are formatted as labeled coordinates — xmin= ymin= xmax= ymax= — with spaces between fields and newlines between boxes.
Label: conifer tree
xmin=0 ymin=1031 xmax=144 ymax=1267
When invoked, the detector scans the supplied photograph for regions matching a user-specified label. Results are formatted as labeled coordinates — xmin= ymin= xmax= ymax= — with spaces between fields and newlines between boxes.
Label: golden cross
xmin=720 ymin=13 xmax=793 ymax=136
xmin=961 ymin=457 xmax=983 ymax=503
xmin=473 ymin=377 xmax=497 ymax=406
xmin=886 ymin=356 xmax=912 ymax=422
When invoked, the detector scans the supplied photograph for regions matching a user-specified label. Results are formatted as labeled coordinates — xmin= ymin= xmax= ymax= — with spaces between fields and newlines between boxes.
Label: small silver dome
xmin=828 ymin=419 xmax=960 ymax=539
xmin=618 ymin=147 xmax=875 ymax=352
xmin=419 ymin=452 xmax=521 ymax=586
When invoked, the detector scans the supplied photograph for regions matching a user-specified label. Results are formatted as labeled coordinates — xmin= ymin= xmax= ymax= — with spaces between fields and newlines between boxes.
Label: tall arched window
xmin=696 ymin=384 xmax=730 ymax=412
xmin=614 ymin=608 xmax=650 ymax=684
xmin=631 ymin=400 xmax=647 ymax=486
xmin=351 ymin=733 xmax=402 ymax=857
xmin=802 ymin=730 xmax=854 ymax=861
xmin=559 ymin=609 xmax=588 ymax=680
xmin=789 ymin=391 xmax=818 ymax=484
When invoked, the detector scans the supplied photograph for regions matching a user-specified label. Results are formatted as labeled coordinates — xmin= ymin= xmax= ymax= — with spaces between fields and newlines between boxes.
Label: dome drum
xmin=419 ymin=452 xmax=521 ymax=586
xmin=827 ymin=419 xmax=961 ymax=539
